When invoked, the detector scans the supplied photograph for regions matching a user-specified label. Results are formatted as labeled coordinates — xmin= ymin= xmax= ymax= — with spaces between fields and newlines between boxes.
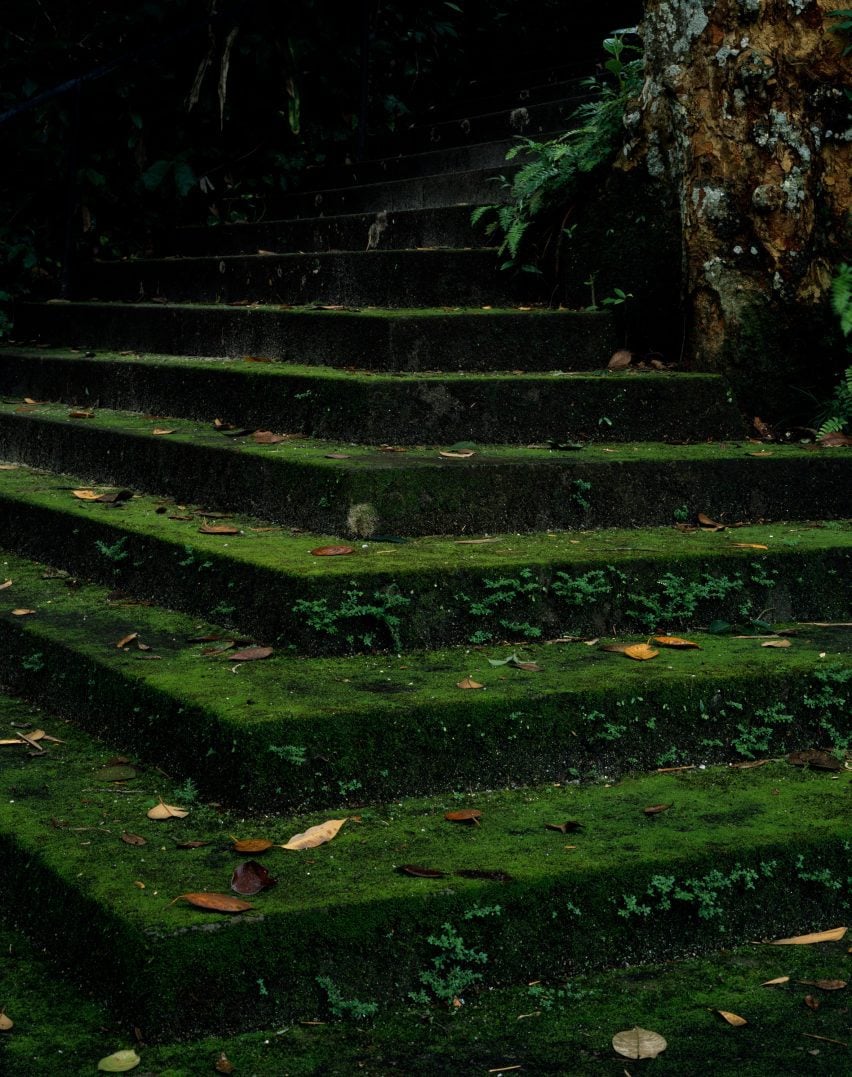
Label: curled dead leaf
xmin=697 ymin=512 xmax=725 ymax=531
xmin=546 ymin=821 xmax=584 ymax=834
xmin=398 ymin=864 xmax=447 ymax=878
xmin=761 ymin=639 xmax=791 ymax=649
xmin=732 ymin=542 xmax=769 ymax=550
xmin=438 ymin=450 xmax=476 ymax=459
xmin=0 ymin=580 xmax=11 ymax=590
xmin=230 ymin=837 xmax=274 ymax=854
xmin=174 ymin=839 xmax=211 ymax=849
xmin=717 ymin=1010 xmax=748 ymax=1027
xmin=231 ymin=860 xmax=276 ymax=895
xmin=444 ymin=809 xmax=482 ymax=825
xmin=230 ymin=646 xmax=273 ymax=662
xmin=457 ymin=677 xmax=484 ymax=689
xmin=121 ymin=832 xmax=147 ymax=847
xmin=115 ymin=632 xmax=139 ymax=649
xmin=804 ymin=994 xmax=820 ymax=1010
xmin=817 ymin=431 xmax=852 ymax=447
xmin=310 ymin=546 xmax=355 ymax=556
xmin=152 ymin=428 xmax=175 ymax=436
xmin=147 ymin=799 xmax=190 ymax=820
xmin=798 ymin=979 xmax=847 ymax=991
xmin=624 ymin=643 xmax=659 ymax=661
xmin=72 ymin=489 xmax=101 ymax=501
xmin=643 ymin=804 xmax=671 ymax=816
xmin=611 ymin=1027 xmax=667 ymax=1060
xmin=281 ymin=818 xmax=346 ymax=850
xmin=172 ymin=892 xmax=253 ymax=913
xmin=771 ymin=926 xmax=847 ymax=945
xmin=11 ymin=609 xmax=36 ymax=617
xmin=761 ymin=976 xmax=790 ymax=986
xmin=653 ymin=636 xmax=700 ymax=649
xmin=97 ymin=1049 xmax=140 ymax=1072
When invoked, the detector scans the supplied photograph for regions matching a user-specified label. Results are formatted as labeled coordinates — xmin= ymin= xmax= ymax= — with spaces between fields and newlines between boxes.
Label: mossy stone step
xmin=0 ymin=462 xmax=849 ymax=654
xmin=5 ymin=919 xmax=850 ymax=1077
xmin=0 ymin=550 xmax=849 ymax=807
xmin=13 ymin=302 xmax=618 ymax=371
xmin=0 ymin=348 xmax=745 ymax=444
xmin=78 ymin=249 xmax=532 ymax=309
xmin=0 ymin=695 xmax=848 ymax=1037
xmin=1 ymin=403 xmax=850 ymax=535
xmin=173 ymin=205 xmax=484 ymax=256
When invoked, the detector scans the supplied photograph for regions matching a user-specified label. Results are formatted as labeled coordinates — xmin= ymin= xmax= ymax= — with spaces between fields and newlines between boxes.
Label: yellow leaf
xmin=152 ymin=428 xmax=176 ymax=436
xmin=761 ymin=976 xmax=790 ymax=986
xmin=611 ymin=1027 xmax=667 ymax=1059
xmin=72 ymin=489 xmax=101 ymax=500
xmin=457 ymin=677 xmax=485 ymax=689
xmin=653 ymin=636 xmax=700 ymax=649
xmin=146 ymin=799 xmax=190 ymax=820
xmin=717 ymin=1010 xmax=748 ymax=1027
xmin=771 ymin=927 xmax=847 ymax=945
xmin=0 ymin=1012 xmax=13 ymax=1031
xmin=731 ymin=542 xmax=769 ymax=550
xmin=11 ymin=609 xmax=36 ymax=617
xmin=281 ymin=818 xmax=346 ymax=851
xmin=624 ymin=643 xmax=658 ymax=661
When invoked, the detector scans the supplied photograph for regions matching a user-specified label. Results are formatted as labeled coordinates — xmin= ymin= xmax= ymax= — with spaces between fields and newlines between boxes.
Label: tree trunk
xmin=632 ymin=0 xmax=851 ymax=421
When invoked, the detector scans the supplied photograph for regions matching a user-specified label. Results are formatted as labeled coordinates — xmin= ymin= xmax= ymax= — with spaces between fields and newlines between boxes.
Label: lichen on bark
xmin=633 ymin=0 xmax=851 ymax=417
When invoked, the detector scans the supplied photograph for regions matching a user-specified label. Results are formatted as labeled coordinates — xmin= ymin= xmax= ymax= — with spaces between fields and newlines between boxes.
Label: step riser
xmin=78 ymin=251 xmax=522 ymax=309
xmin=1 ymin=493 xmax=847 ymax=655
xmin=174 ymin=206 xmax=482 ymax=256
xmin=13 ymin=304 xmax=618 ymax=372
xmin=0 ymin=355 xmax=743 ymax=444
xmin=1 ymin=414 xmax=849 ymax=535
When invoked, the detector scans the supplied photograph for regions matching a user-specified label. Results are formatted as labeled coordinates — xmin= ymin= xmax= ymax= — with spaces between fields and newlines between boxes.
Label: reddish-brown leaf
xmin=398 ymin=864 xmax=447 ymax=879
xmin=607 ymin=349 xmax=633 ymax=371
xmin=643 ymin=804 xmax=672 ymax=816
xmin=172 ymin=892 xmax=253 ymax=913
xmin=231 ymin=860 xmax=276 ymax=895
xmin=68 ymin=409 xmax=95 ymax=419
xmin=251 ymin=430 xmax=286 ymax=444
xmin=444 ymin=809 xmax=482 ymax=825
xmin=215 ymin=1054 xmax=235 ymax=1074
xmin=798 ymin=979 xmax=847 ymax=991
xmin=817 ymin=431 xmax=852 ymax=447
xmin=546 ymin=820 xmax=584 ymax=834
xmin=804 ymin=994 xmax=820 ymax=1010
xmin=697 ymin=513 xmax=725 ymax=531
xmin=121 ymin=832 xmax=147 ymax=847
xmin=115 ymin=632 xmax=139 ymax=649
xmin=199 ymin=524 xmax=240 ymax=535
xmin=787 ymin=749 xmax=842 ymax=771
xmin=310 ymin=545 xmax=355 ymax=556
xmin=174 ymin=839 xmax=211 ymax=849
xmin=230 ymin=646 xmax=273 ymax=662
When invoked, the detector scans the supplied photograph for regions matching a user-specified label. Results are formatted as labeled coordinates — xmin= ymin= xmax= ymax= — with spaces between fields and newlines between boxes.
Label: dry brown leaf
xmin=72 ymin=489 xmax=102 ymax=501
xmin=281 ymin=818 xmax=346 ymax=850
xmin=653 ymin=636 xmax=700 ymax=649
xmin=231 ymin=860 xmax=276 ymax=895
xmin=230 ymin=646 xmax=273 ymax=661
xmin=731 ymin=542 xmax=769 ymax=550
xmin=215 ymin=1054 xmax=235 ymax=1074
xmin=147 ymin=799 xmax=190 ymax=821
xmin=172 ymin=892 xmax=253 ymax=913
xmin=611 ymin=1027 xmax=667 ymax=1060
xmin=121 ymin=832 xmax=147 ymax=847
xmin=798 ymin=979 xmax=847 ymax=991
xmin=152 ymin=428 xmax=175 ymax=436
xmin=11 ymin=608 xmax=35 ymax=617
xmin=444 ymin=809 xmax=482 ymax=825
xmin=717 ymin=1010 xmax=748 ymax=1026
xmin=251 ymin=430 xmax=286 ymax=445
xmin=546 ymin=820 xmax=584 ymax=834
xmin=761 ymin=639 xmax=791 ymax=648
xmin=761 ymin=976 xmax=790 ymax=986
xmin=0 ymin=1012 xmax=13 ymax=1031
xmin=786 ymin=749 xmax=842 ymax=771
xmin=438 ymin=450 xmax=476 ymax=459
xmin=624 ymin=643 xmax=659 ymax=661
xmin=457 ymin=677 xmax=484 ymax=689
xmin=804 ymin=994 xmax=820 ymax=1010
xmin=697 ymin=513 xmax=725 ymax=531
xmin=749 ymin=450 xmax=774 ymax=457
xmin=0 ymin=580 xmax=11 ymax=590
xmin=68 ymin=409 xmax=95 ymax=419
xmin=199 ymin=524 xmax=240 ymax=535
xmin=643 ymin=804 xmax=672 ymax=816
xmin=115 ymin=632 xmax=139 ymax=649
xmin=771 ymin=927 xmax=847 ymax=945
xmin=310 ymin=545 xmax=355 ymax=556
xmin=607 ymin=350 xmax=633 ymax=371
xmin=817 ymin=431 xmax=852 ymax=447
xmin=230 ymin=837 xmax=274 ymax=854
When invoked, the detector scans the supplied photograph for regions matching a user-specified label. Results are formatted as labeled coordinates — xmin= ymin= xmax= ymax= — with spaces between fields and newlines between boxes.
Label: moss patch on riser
xmin=12 ymin=301 xmax=619 ymax=371
xmin=0 ymin=701 xmax=848 ymax=1037
xmin=0 ymin=466 xmax=849 ymax=653
xmin=0 ymin=348 xmax=744 ymax=443
xmin=1 ymin=405 xmax=850 ymax=534
xmin=3 ymin=926 xmax=851 ymax=1077
xmin=0 ymin=552 xmax=849 ymax=808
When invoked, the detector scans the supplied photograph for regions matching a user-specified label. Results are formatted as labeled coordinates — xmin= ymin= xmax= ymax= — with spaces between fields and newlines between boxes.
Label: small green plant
xmin=571 ymin=479 xmax=592 ymax=513
xmin=172 ymin=777 xmax=200 ymax=804
xmin=316 ymin=976 xmax=378 ymax=1021
xmin=410 ymin=906 xmax=501 ymax=1007
xmin=268 ymin=744 xmax=307 ymax=766
xmin=293 ymin=585 xmax=410 ymax=650
xmin=21 ymin=652 xmax=45 ymax=673
xmin=813 ymin=263 xmax=852 ymax=436
xmin=460 ymin=569 xmax=543 ymax=644
xmin=95 ymin=536 xmax=129 ymax=564
xmin=673 ymin=504 xmax=690 ymax=523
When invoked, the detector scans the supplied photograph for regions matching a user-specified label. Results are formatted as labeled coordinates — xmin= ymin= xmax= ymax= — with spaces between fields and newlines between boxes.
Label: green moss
xmin=0 ymin=695 xmax=848 ymax=1037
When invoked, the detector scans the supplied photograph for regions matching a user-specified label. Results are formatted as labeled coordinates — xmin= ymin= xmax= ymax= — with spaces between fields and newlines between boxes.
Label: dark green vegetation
xmin=1 ymin=14 xmax=850 ymax=1074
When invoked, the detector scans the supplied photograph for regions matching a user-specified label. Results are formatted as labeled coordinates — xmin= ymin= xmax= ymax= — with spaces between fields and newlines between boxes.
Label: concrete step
xmin=0 ymin=686 xmax=847 ymax=1035
xmin=0 ymin=348 xmax=745 ymax=444
xmin=0 ymin=403 xmax=849 ymax=535
xmin=174 ymin=205 xmax=483 ymax=256
xmin=76 ymin=250 xmax=530 ymax=309
xmin=1 ymin=461 xmax=847 ymax=655
xmin=12 ymin=302 xmax=619 ymax=372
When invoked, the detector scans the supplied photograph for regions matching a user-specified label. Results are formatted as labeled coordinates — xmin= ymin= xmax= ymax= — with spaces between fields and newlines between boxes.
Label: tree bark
xmin=631 ymin=0 xmax=851 ymax=419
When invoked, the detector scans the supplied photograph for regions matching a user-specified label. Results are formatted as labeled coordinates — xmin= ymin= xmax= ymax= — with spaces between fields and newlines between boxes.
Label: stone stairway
xmin=1 ymin=73 xmax=851 ymax=1076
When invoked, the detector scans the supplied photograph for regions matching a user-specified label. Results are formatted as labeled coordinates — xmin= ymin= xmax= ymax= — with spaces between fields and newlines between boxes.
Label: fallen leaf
xmin=761 ymin=976 xmax=790 ymax=986
xmin=199 ymin=524 xmax=240 ymax=535
xmin=0 ymin=729 xmax=47 ymax=747
xmin=624 ymin=643 xmax=659 ymax=661
xmin=717 ymin=1010 xmax=748 ymax=1026
xmin=152 ymin=428 xmax=175 ymax=436
xmin=653 ymin=636 xmax=700 ymax=649
xmin=0 ymin=1012 xmax=13 ymax=1031
xmin=731 ymin=543 xmax=769 ymax=550
xmin=230 ymin=646 xmax=273 ymax=662
xmin=611 ymin=1027 xmax=667 ymax=1060
xmin=11 ymin=609 xmax=36 ymax=616
xmin=643 ymin=804 xmax=671 ymax=816
xmin=798 ymin=979 xmax=847 ymax=991
xmin=786 ymin=749 xmax=842 ymax=771
xmin=97 ymin=1049 xmax=140 ymax=1072
xmin=546 ymin=821 xmax=584 ymax=833
xmin=231 ymin=860 xmax=276 ymax=895
xmin=281 ymin=818 xmax=346 ymax=850
xmin=115 ymin=632 xmax=139 ymax=649
xmin=72 ymin=489 xmax=102 ymax=501
xmin=172 ymin=892 xmax=253 ymax=913
xmin=697 ymin=513 xmax=725 ymax=531
xmin=456 ymin=869 xmax=514 ymax=882
xmin=438 ymin=450 xmax=476 ymax=459
xmin=398 ymin=864 xmax=447 ymax=878
xmin=310 ymin=546 xmax=355 ymax=556
xmin=804 ymin=994 xmax=820 ymax=1010
xmin=69 ymin=410 xmax=95 ymax=419
xmin=230 ymin=837 xmax=274 ymax=854
xmin=251 ymin=430 xmax=286 ymax=444
xmin=607 ymin=350 xmax=633 ymax=371
xmin=456 ymin=677 xmax=484 ymax=689
xmin=121 ymin=832 xmax=147 ymax=847
xmin=761 ymin=639 xmax=791 ymax=648
xmin=147 ymin=799 xmax=190 ymax=820
xmin=771 ymin=927 xmax=847 ymax=945
xmin=0 ymin=580 xmax=10 ymax=590
xmin=215 ymin=1054 xmax=235 ymax=1074
xmin=444 ymin=809 xmax=482 ymax=825
xmin=817 ymin=431 xmax=852 ymax=447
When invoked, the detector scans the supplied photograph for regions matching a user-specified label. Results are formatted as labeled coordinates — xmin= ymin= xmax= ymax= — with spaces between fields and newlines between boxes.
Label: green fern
xmin=471 ymin=28 xmax=643 ymax=273
xmin=830 ymin=262 xmax=852 ymax=337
